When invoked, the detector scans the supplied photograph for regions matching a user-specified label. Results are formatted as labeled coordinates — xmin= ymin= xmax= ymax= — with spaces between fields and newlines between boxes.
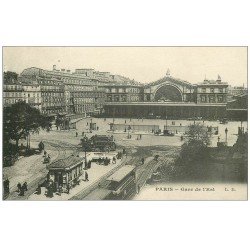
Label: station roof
xmin=106 ymin=165 xmax=135 ymax=182
xmin=146 ymin=76 xmax=193 ymax=88
xmin=47 ymin=156 xmax=84 ymax=171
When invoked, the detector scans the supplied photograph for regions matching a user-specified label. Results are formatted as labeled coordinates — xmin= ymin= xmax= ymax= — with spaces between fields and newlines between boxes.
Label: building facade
xmin=103 ymin=73 xmax=230 ymax=119
xmin=196 ymin=76 xmax=228 ymax=104
xmin=5 ymin=67 xmax=246 ymax=120
xmin=3 ymin=83 xmax=24 ymax=107
xmin=19 ymin=66 xmax=134 ymax=116
xmin=105 ymin=85 xmax=143 ymax=103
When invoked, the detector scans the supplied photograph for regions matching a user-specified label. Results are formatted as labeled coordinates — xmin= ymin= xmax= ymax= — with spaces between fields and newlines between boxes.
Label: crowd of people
xmin=17 ymin=182 xmax=28 ymax=196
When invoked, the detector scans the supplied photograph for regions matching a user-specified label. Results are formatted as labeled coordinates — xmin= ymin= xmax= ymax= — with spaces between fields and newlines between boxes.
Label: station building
xmin=104 ymin=72 xmax=231 ymax=120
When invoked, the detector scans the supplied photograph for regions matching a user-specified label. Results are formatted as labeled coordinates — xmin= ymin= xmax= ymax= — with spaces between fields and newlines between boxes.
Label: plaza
xmin=3 ymin=115 xmax=247 ymax=200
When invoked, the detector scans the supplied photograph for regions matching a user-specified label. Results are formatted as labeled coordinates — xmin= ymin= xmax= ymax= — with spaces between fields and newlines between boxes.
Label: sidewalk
xmin=28 ymin=159 xmax=123 ymax=201
xmin=4 ymin=147 xmax=59 ymax=200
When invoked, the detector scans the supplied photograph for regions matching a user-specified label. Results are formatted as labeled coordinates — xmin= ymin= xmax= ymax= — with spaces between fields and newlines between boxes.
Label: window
xmin=209 ymin=95 xmax=215 ymax=103
xmin=219 ymin=88 xmax=223 ymax=93
xmin=202 ymin=88 xmax=206 ymax=93
xmin=201 ymin=95 xmax=206 ymax=102
xmin=217 ymin=95 xmax=223 ymax=103
xmin=210 ymin=88 xmax=214 ymax=93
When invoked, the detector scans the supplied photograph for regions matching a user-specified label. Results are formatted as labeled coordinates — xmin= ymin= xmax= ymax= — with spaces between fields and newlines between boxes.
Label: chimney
xmin=217 ymin=74 xmax=222 ymax=83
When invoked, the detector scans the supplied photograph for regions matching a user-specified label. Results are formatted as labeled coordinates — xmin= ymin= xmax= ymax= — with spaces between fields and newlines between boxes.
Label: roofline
xmin=104 ymin=102 xmax=227 ymax=107
xmin=47 ymin=157 xmax=84 ymax=171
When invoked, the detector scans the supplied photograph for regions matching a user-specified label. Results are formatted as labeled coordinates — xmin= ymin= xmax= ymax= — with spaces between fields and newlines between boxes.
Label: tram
xmin=84 ymin=165 xmax=137 ymax=200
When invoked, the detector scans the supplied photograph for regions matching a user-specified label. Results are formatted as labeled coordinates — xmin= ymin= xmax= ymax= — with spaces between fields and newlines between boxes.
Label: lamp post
xmin=127 ymin=125 xmax=131 ymax=139
xmin=165 ymin=116 xmax=168 ymax=130
xmin=82 ymin=137 xmax=89 ymax=169
xmin=225 ymin=127 xmax=228 ymax=144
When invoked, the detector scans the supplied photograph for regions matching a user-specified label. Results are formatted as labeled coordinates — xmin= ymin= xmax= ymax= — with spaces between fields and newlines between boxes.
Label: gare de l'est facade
xmin=4 ymin=67 xmax=247 ymax=121
xmin=104 ymin=74 xmax=246 ymax=121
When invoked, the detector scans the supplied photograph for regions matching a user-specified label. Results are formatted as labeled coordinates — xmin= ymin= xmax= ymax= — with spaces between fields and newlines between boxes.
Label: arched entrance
xmin=154 ymin=84 xmax=183 ymax=102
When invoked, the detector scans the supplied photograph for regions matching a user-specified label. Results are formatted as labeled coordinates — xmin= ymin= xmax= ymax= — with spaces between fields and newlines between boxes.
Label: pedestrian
xmin=19 ymin=186 xmax=25 ymax=196
xmin=137 ymin=185 xmax=141 ymax=194
xmin=36 ymin=184 xmax=41 ymax=195
xmin=5 ymin=178 xmax=10 ymax=191
xmin=47 ymin=184 xmax=54 ymax=197
xmin=85 ymin=171 xmax=89 ymax=181
xmin=141 ymin=158 xmax=144 ymax=164
xmin=44 ymin=150 xmax=47 ymax=156
xmin=58 ymin=185 xmax=63 ymax=195
xmin=125 ymin=120 xmax=126 ymax=124
xmin=4 ymin=178 xmax=10 ymax=195
xmin=82 ymin=131 xmax=84 ymax=136
xmin=23 ymin=182 xmax=28 ymax=191
xmin=97 ymin=126 xmax=99 ymax=130
xmin=66 ymin=184 xmax=70 ymax=194
xmin=76 ymin=132 xmax=78 ymax=137
xmin=87 ymin=122 xmax=88 ymax=126
xmin=17 ymin=182 xmax=22 ymax=193
xmin=87 ymin=161 xmax=92 ymax=169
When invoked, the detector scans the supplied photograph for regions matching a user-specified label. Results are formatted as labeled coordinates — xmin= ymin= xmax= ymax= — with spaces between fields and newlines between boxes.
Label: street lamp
xmin=81 ymin=137 xmax=89 ymax=169
xmin=165 ymin=116 xmax=168 ymax=130
xmin=225 ymin=128 xmax=228 ymax=144
xmin=127 ymin=125 xmax=131 ymax=139
xmin=90 ymin=118 xmax=93 ymax=132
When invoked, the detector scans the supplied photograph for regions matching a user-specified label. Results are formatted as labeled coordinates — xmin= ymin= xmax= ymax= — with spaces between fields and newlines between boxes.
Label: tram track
xmin=70 ymin=155 xmax=132 ymax=200
xmin=42 ymin=139 xmax=79 ymax=161
xmin=8 ymin=139 xmax=78 ymax=200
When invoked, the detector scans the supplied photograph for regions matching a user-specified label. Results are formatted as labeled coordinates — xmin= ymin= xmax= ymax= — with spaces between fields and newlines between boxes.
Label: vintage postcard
xmin=2 ymin=46 xmax=248 ymax=200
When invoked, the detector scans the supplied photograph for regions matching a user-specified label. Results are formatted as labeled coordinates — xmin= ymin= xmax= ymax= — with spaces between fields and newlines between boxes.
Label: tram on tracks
xmin=84 ymin=165 xmax=137 ymax=200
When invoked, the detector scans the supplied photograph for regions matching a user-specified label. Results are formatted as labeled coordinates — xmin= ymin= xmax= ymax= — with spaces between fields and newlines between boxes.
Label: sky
xmin=3 ymin=47 xmax=247 ymax=86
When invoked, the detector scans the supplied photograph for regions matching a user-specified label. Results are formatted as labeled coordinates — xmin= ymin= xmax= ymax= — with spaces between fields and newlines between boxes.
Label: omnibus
xmin=84 ymin=165 xmax=137 ymax=200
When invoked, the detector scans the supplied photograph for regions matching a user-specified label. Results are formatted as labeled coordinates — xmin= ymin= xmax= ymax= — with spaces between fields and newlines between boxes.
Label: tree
xmin=3 ymin=71 xmax=18 ymax=84
xmin=176 ymin=124 xmax=211 ymax=167
xmin=3 ymin=101 xmax=52 ymax=150
xmin=55 ymin=114 xmax=65 ymax=130
xmin=186 ymin=124 xmax=210 ymax=146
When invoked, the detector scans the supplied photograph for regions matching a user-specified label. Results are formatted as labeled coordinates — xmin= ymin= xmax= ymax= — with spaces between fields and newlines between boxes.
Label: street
xmin=3 ymin=117 xmax=246 ymax=200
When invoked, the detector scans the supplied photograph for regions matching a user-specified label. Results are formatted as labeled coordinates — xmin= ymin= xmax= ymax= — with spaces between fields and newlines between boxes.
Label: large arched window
xmin=154 ymin=85 xmax=182 ymax=102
